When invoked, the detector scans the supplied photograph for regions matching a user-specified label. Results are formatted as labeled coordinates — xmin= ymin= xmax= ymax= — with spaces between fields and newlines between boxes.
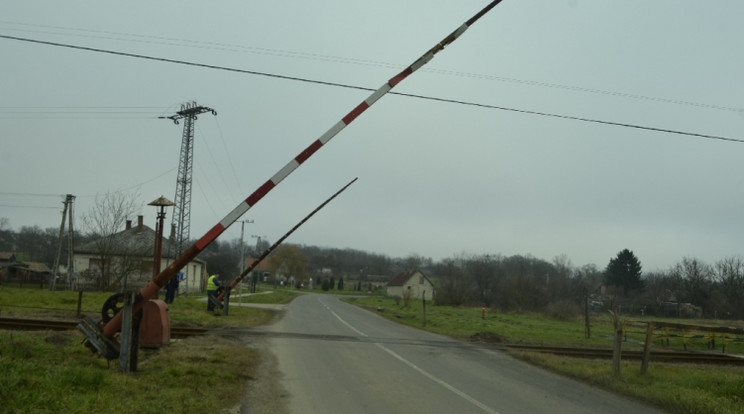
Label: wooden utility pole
xmin=50 ymin=194 xmax=75 ymax=291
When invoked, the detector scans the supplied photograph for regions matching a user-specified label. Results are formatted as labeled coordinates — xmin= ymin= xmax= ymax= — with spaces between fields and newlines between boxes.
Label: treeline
xmin=643 ymin=257 xmax=744 ymax=320
xmin=0 ymin=224 xmax=90 ymax=264
xmin=4 ymin=223 xmax=744 ymax=319
xmin=428 ymin=252 xmax=744 ymax=320
xmin=429 ymin=254 xmax=597 ymax=314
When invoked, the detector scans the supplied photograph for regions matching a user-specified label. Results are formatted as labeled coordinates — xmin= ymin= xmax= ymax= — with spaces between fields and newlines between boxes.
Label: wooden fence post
xmin=422 ymin=290 xmax=427 ymax=327
xmin=76 ymin=290 xmax=83 ymax=317
xmin=641 ymin=323 xmax=654 ymax=375
xmin=610 ymin=310 xmax=622 ymax=378
xmin=584 ymin=295 xmax=591 ymax=339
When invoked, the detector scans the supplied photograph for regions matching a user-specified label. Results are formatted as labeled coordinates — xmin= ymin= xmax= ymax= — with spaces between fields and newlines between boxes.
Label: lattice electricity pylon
xmin=161 ymin=101 xmax=216 ymax=292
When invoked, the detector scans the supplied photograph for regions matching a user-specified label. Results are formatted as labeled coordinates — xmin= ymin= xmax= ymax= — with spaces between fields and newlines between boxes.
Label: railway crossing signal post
xmin=119 ymin=291 xmax=139 ymax=372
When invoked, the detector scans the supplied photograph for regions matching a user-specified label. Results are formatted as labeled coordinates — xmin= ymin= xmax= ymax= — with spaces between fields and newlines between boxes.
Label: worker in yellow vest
xmin=206 ymin=274 xmax=222 ymax=312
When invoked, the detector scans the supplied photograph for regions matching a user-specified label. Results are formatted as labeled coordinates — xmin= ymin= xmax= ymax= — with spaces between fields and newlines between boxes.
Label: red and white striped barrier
xmin=103 ymin=0 xmax=504 ymax=338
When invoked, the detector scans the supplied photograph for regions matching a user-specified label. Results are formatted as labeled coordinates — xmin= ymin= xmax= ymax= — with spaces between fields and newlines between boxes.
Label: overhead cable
xmin=0 ymin=33 xmax=741 ymax=144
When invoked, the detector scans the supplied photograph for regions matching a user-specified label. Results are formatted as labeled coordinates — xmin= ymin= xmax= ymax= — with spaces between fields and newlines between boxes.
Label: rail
xmin=5 ymin=317 xmax=743 ymax=365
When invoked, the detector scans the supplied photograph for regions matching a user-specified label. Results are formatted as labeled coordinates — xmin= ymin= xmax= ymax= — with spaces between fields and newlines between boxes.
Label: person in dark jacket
xmin=164 ymin=275 xmax=179 ymax=304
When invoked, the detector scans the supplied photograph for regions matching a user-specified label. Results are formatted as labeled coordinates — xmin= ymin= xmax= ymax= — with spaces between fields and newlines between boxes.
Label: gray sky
xmin=1 ymin=1 xmax=742 ymax=272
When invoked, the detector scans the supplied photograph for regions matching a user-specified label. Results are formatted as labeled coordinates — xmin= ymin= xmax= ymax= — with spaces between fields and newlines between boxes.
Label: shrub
xmin=545 ymin=300 xmax=580 ymax=321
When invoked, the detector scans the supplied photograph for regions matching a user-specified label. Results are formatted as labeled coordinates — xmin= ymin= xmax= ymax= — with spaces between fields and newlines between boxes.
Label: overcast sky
xmin=1 ymin=1 xmax=743 ymax=272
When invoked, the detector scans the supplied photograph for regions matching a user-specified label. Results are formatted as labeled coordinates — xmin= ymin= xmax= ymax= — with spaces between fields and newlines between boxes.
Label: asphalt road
xmin=261 ymin=294 xmax=669 ymax=414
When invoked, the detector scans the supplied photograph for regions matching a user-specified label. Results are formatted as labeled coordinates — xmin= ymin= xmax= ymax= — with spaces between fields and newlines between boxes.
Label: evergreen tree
xmin=604 ymin=249 xmax=644 ymax=296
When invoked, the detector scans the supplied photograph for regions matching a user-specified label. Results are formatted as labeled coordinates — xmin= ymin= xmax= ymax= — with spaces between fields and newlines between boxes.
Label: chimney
xmin=126 ymin=219 xmax=132 ymax=230
xmin=137 ymin=215 xmax=144 ymax=232
xmin=170 ymin=223 xmax=176 ymax=241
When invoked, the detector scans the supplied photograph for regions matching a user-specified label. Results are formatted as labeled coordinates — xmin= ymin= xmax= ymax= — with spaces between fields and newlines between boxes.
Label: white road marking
xmin=320 ymin=298 xmax=500 ymax=414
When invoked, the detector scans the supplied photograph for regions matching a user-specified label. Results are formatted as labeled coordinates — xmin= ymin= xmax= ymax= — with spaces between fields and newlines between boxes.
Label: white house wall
xmin=386 ymin=274 xmax=435 ymax=300
xmin=403 ymin=279 xmax=433 ymax=300
xmin=71 ymin=253 xmax=205 ymax=294
xmin=162 ymin=258 xmax=205 ymax=295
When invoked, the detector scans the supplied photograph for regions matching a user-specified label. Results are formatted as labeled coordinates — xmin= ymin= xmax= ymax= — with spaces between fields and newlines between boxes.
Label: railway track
xmin=0 ymin=317 xmax=207 ymax=338
xmin=3 ymin=317 xmax=743 ymax=365
xmin=503 ymin=344 xmax=744 ymax=365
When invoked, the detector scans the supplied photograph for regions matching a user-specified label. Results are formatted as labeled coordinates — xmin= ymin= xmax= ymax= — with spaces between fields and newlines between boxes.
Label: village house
xmin=0 ymin=254 xmax=51 ymax=287
xmin=0 ymin=252 xmax=16 ymax=283
xmin=73 ymin=215 xmax=206 ymax=294
xmin=386 ymin=269 xmax=435 ymax=300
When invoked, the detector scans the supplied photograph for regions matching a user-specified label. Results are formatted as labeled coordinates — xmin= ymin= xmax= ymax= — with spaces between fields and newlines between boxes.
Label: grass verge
xmin=0 ymin=331 xmax=259 ymax=414
xmin=0 ymin=285 xmax=298 ymax=414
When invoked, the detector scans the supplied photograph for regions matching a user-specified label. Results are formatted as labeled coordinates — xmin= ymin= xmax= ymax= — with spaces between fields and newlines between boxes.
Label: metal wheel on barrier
xmin=101 ymin=292 xmax=124 ymax=324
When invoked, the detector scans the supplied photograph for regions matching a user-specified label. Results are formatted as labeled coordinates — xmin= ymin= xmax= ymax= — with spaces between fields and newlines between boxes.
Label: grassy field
xmin=345 ymin=296 xmax=744 ymax=353
xmin=0 ymin=285 xmax=298 ymax=414
xmin=2 ymin=287 xmax=743 ymax=414
xmin=346 ymin=296 xmax=744 ymax=414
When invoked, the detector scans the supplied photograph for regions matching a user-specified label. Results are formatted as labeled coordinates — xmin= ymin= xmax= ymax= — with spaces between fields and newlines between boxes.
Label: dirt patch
xmin=44 ymin=333 xmax=71 ymax=347
xmin=221 ymin=336 xmax=290 ymax=414
xmin=470 ymin=331 xmax=504 ymax=343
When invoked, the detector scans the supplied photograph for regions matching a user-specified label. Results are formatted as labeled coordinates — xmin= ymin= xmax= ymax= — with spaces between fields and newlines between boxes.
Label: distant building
xmin=0 ymin=252 xmax=16 ymax=265
xmin=386 ymin=269 xmax=435 ymax=300
xmin=240 ymin=257 xmax=274 ymax=285
xmin=73 ymin=215 xmax=206 ymax=293
xmin=2 ymin=261 xmax=51 ymax=286
xmin=0 ymin=252 xmax=16 ymax=283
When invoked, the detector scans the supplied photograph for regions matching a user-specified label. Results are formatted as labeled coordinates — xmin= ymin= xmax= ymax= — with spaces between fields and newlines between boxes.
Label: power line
xmin=3 ymin=21 xmax=740 ymax=114
xmin=0 ymin=33 xmax=741 ymax=144
xmin=0 ymin=204 xmax=60 ymax=209
xmin=0 ymin=106 xmax=170 ymax=120
xmin=211 ymin=117 xmax=246 ymax=199
xmin=398 ymin=92 xmax=744 ymax=144
xmin=0 ymin=167 xmax=176 ymax=200
xmin=0 ymin=192 xmax=64 ymax=197
xmin=0 ymin=106 xmax=166 ymax=109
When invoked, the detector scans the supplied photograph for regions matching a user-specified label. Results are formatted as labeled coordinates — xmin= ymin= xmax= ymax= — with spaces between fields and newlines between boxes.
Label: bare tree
xmin=269 ymin=245 xmax=309 ymax=285
xmin=714 ymin=256 xmax=744 ymax=318
xmin=401 ymin=253 xmax=432 ymax=270
xmin=0 ymin=217 xmax=12 ymax=251
xmin=81 ymin=191 xmax=141 ymax=290
xmin=467 ymin=254 xmax=498 ymax=306
xmin=435 ymin=258 xmax=470 ymax=306
xmin=16 ymin=225 xmax=58 ymax=264
xmin=670 ymin=257 xmax=714 ymax=316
